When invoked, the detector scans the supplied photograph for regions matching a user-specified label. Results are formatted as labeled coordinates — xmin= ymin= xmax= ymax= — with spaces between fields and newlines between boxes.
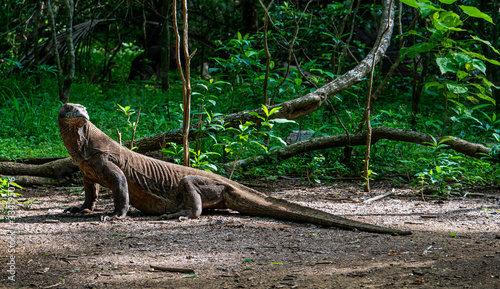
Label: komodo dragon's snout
xmin=58 ymin=103 xmax=89 ymax=122
xmin=58 ymin=103 xmax=412 ymax=236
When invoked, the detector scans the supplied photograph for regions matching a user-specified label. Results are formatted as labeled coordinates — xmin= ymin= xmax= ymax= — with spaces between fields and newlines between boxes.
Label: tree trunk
xmin=241 ymin=0 xmax=258 ymax=35
xmin=33 ymin=0 xmax=43 ymax=85
xmin=161 ymin=1 xmax=171 ymax=91
xmin=46 ymin=0 xmax=64 ymax=102
xmin=62 ymin=0 xmax=75 ymax=103
xmin=0 ymin=157 xmax=78 ymax=186
xmin=173 ymin=0 xmax=194 ymax=167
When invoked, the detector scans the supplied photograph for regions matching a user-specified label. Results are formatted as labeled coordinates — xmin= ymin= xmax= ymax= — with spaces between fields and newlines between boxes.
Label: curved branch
xmin=236 ymin=127 xmax=497 ymax=167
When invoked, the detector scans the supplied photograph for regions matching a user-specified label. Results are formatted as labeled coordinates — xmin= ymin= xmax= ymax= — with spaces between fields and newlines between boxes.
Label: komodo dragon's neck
xmin=59 ymin=120 xmax=116 ymax=165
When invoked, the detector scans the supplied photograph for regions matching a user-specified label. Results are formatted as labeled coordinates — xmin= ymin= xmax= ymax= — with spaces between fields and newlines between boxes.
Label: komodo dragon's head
xmin=58 ymin=103 xmax=90 ymax=127
xmin=58 ymin=103 xmax=116 ymax=164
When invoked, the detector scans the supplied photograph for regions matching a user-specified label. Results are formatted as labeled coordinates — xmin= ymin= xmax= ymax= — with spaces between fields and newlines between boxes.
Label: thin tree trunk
xmin=45 ymin=0 xmax=64 ymax=101
xmin=257 ymin=0 xmax=274 ymax=105
xmin=161 ymin=0 xmax=171 ymax=91
xmin=362 ymin=0 xmax=394 ymax=192
xmin=173 ymin=0 xmax=195 ymax=167
xmin=61 ymin=0 xmax=75 ymax=103
xmin=33 ymin=0 xmax=43 ymax=85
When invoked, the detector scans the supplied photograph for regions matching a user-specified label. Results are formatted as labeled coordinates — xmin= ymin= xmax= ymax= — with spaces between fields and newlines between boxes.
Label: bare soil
xmin=1 ymin=179 xmax=499 ymax=288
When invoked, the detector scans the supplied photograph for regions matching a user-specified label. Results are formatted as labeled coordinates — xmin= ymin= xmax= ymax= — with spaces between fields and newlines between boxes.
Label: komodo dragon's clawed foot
xmin=64 ymin=207 xmax=93 ymax=214
xmin=160 ymin=210 xmax=195 ymax=221
xmin=100 ymin=214 xmax=128 ymax=222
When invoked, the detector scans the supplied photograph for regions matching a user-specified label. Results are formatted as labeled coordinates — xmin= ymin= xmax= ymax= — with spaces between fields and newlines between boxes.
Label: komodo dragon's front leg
xmin=65 ymin=155 xmax=130 ymax=218
xmin=64 ymin=178 xmax=99 ymax=214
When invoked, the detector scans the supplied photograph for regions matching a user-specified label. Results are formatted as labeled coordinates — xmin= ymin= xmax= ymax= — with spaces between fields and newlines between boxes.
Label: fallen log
xmin=0 ymin=157 xmax=68 ymax=165
xmin=0 ymin=157 xmax=78 ymax=186
xmin=0 ymin=175 xmax=72 ymax=187
xmin=0 ymin=158 xmax=77 ymax=178
xmin=234 ymin=126 xmax=497 ymax=167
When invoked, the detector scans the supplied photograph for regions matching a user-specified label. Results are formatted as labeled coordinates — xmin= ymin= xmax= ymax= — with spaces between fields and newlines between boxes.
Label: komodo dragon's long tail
xmin=227 ymin=190 xmax=412 ymax=235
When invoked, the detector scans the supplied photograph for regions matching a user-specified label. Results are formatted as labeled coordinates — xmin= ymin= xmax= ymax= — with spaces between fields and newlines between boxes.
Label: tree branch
xmin=235 ymin=126 xmax=497 ymax=167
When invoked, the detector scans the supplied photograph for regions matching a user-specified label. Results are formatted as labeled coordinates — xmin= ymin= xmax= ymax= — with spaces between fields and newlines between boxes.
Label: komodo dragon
xmin=58 ymin=103 xmax=411 ymax=235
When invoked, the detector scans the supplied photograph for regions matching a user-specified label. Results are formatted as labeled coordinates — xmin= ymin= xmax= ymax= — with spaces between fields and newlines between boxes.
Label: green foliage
xmin=223 ymin=105 xmax=294 ymax=179
xmin=1 ymin=177 xmax=24 ymax=220
xmin=116 ymin=103 xmax=140 ymax=150
xmin=415 ymin=136 xmax=465 ymax=196
xmin=401 ymin=0 xmax=499 ymax=111
xmin=161 ymin=142 xmax=220 ymax=172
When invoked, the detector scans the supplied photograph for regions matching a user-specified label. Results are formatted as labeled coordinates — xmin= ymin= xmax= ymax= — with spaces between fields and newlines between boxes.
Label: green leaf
xmin=470 ymin=36 xmax=500 ymax=55
xmin=260 ymin=105 xmax=270 ymax=117
xmin=268 ymin=106 xmax=281 ymax=117
xmin=445 ymin=82 xmax=468 ymax=94
xmin=269 ymin=118 xmax=296 ymax=124
xmin=457 ymin=48 xmax=500 ymax=66
xmin=182 ymin=274 xmax=199 ymax=278
xmin=249 ymin=112 xmax=265 ymax=121
xmin=402 ymin=42 xmax=436 ymax=58
xmin=424 ymin=81 xmax=444 ymax=90
xmin=472 ymin=59 xmax=487 ymax=74
xmin=203 ymin=164 xmax=218 ymax=173
xmin=459 ymin=5 xmax=494 ymax=24
xmin=245 ymin=50 xmax=259 ymax=58
xmin=453 ymin=53 xmax=472 ymax=67
xmin=436 ymin=57 xmax=458 ymax=74
xmin=399 ymin=0 xmax=421 ymax=9
xmin=456 ymin=70 xmax=469 ymax=81
xmin=432 ymin=11 xmax=463 ymax=31
xmin=471 ymin=92 xmax=496 ymax=105
xmin=450 ymin=232 xmax=456 ymax=238
xmin=438 ymin=0 xmax=457 ymax=4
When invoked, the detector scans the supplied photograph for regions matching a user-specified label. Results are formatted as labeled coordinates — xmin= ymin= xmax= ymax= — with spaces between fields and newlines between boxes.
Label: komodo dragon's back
xmin=58 ymin=103 xmax=412 ymax=235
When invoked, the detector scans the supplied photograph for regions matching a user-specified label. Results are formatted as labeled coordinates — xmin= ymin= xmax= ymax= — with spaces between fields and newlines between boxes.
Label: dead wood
xmin=365 ymin=190 xmax=394 ymax=203
xmin=0 ymin=158 xmax=77 ymax=178
xmin=0 ymin=157 xmax=67 ymax=165
xmin=150 ymin=265 xmax=195 ymax=274
xmin=0 ymin=175 xmax=71 ymax=187
xmin=0 ymin=157 xmax=78 ymax=186
xmin=234 ymin=126 xmax=497 ymax=167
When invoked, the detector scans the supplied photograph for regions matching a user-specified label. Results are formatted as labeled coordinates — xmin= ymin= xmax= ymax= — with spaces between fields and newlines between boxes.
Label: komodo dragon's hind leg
xmin=160 ymin=175 xmax=226 ymax=220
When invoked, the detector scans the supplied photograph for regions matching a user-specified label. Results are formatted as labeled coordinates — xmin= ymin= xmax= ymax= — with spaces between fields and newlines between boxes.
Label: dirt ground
xmin=1 ymin=179 xmax=499 ymax=288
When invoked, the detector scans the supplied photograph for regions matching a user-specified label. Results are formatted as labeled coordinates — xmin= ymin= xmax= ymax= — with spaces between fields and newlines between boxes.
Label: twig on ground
xmin=365 ymin=189 xmax=394 ymax=203
xmin=150 ymin=265 xmax=195 ymax=274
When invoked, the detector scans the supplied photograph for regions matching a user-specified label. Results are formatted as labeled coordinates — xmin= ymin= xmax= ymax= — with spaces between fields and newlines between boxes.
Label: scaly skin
xmin=58 ymin=103 xmax=411 ymax=235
